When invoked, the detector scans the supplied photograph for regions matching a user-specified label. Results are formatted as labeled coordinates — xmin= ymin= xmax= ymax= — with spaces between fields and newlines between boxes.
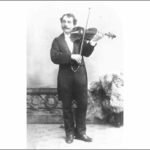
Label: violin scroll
xmin=104 ymin=32 xmax=116 ymax=39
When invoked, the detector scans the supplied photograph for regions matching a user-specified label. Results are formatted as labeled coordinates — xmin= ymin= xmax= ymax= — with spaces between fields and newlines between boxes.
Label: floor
xmin=27 ymin=124 xmax=123 ymax=149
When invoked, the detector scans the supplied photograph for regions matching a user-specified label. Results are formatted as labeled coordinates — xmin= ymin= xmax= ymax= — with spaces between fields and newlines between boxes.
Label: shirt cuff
xmin=89 ymin=41 xmax=97 ymax=46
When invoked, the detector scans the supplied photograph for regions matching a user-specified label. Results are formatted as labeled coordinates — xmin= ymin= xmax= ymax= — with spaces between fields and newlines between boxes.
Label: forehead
xmin=62 ymin=16 xmax=73 ymax=22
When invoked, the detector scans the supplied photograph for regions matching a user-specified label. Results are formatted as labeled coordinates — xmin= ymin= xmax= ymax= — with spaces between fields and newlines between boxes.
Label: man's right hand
xmin=71 ymin=54 xmax=82 ymax=64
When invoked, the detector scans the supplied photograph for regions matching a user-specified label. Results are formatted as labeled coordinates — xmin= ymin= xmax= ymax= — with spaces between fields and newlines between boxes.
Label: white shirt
xmin=64 ymin=33 xmax=73 ymax=53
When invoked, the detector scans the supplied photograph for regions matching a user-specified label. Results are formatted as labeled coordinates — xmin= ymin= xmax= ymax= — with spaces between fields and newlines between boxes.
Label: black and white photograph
xmin=27 ymin=1 xmax=123 ymax=148
xmin=0 ymin=1 xmax=150 ymax=149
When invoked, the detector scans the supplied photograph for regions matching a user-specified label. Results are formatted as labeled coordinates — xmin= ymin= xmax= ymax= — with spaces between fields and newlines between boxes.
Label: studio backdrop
xmin=27 ymin=1 xmax=123 ymax=89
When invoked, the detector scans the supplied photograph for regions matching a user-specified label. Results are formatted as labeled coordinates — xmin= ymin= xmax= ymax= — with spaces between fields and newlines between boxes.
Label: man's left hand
xmin=91 ymin=31 xmax=104 ymax=43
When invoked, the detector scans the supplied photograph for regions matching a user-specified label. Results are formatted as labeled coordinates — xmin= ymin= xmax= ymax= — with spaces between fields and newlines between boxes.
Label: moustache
xmin=63 ymin=27 xmax=70 ymax=29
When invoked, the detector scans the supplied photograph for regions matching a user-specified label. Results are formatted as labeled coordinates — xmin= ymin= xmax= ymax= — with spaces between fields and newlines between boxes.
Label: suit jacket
xmin=50 ymin=33 xmax=95 ymax=100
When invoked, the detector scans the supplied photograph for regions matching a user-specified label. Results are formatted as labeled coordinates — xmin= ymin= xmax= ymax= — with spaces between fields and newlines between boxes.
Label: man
xmin=50 ymin=13 xmax=103 ymax=144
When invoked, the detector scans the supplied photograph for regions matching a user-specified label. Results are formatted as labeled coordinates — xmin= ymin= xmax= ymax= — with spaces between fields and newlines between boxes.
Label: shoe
xmin=75 ymin=134 xmax=92 ymax=142
xmin=65 ymin=134 xmax=74 ymax=144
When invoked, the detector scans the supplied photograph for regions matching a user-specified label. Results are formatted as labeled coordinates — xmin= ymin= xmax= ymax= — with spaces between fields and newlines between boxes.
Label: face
xmin=61 ymin=16 xmax=75 ymax=34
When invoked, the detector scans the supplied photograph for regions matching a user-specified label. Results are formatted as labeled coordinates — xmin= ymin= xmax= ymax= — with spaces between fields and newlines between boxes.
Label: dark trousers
xmin=58 ymin=66 xmax=88 ymax=136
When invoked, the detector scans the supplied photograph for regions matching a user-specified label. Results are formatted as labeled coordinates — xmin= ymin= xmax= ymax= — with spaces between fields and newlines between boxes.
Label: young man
xmin=50 ymin=13 xmax=103 ymax=144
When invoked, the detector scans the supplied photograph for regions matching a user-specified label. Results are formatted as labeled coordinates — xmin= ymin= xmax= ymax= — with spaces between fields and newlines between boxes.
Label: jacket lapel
xmin=58 ymin=33 xmax=71 ymax=54
xmin=58 ymin=33 xmax=80 ymax=54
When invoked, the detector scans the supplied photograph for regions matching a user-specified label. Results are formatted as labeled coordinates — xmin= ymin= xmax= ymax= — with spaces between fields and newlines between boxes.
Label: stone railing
xmin=27 ymin=88 xmax=77 ymax=124
xmin=27 ymin=88 xmax=59 ymax=110
xmin=27 ymin=87 xmax=123 ymax=127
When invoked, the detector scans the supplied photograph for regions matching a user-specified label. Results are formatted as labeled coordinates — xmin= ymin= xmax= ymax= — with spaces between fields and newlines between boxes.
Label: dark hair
xmin=60 ymin=13 xmax=77 ymax=25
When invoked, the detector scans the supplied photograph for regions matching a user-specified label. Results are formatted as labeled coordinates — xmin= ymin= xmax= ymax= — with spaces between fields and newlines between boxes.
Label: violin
xmin=70 ymin=26 xmax=116 ymax=42
xmin=71 ymin=8 xmax=117 ymax=72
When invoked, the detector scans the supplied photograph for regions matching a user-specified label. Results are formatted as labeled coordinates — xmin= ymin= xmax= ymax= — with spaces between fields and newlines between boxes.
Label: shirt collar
xmin=64 ymin=33 xmax=71 ymax=39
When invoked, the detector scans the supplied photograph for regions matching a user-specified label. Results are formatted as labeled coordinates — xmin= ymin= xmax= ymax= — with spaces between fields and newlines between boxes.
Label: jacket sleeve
xmin=81 ymin=41 xmax=96 ymax=57
xmin=50 ymin=38 xmax=71 ymax=65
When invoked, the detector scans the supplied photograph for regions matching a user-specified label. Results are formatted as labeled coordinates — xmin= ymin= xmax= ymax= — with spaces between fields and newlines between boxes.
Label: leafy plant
xmin=88 ymin=73 xmax=124 ymax=127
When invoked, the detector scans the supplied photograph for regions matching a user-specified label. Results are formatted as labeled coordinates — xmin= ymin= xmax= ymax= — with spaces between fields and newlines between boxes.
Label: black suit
xmin=50 ymin=33 xmax=95 ymax=136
